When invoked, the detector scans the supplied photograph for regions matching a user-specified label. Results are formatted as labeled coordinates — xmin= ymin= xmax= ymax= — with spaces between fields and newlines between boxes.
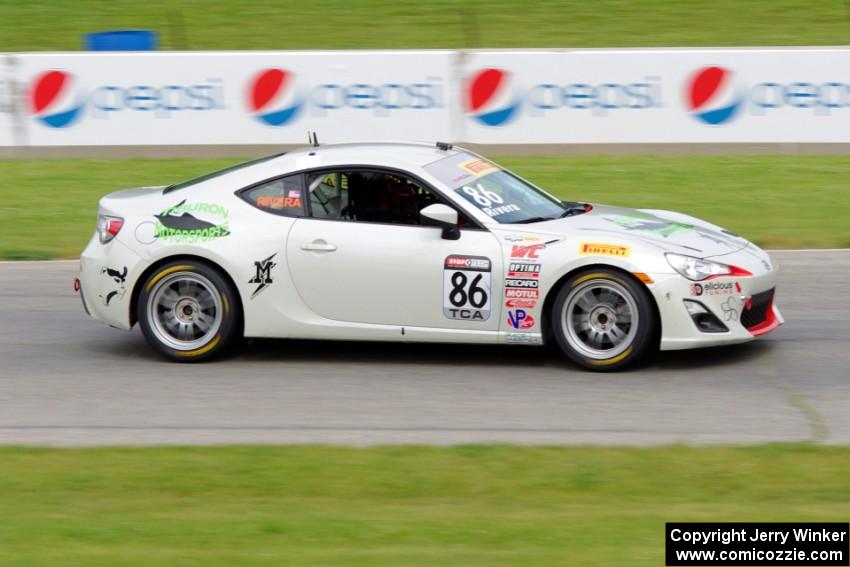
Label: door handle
xmin=301 ymin=240 xmax=337 ymax=252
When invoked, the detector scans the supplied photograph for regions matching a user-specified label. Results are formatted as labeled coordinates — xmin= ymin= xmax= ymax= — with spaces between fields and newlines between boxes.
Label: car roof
xmin=167 ymin=142 xmax=473 ymax=197
xmin=268 ymin=141 xmax=467 ymax=174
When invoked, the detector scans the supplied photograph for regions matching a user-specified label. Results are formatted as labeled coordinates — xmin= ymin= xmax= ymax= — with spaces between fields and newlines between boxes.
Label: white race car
xmin=77 ymin=141 xmax=782 ymax=370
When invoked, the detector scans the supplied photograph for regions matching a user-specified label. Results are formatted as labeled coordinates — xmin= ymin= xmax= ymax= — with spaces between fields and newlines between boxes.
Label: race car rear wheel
xmin=137 ymin=261 xmax=241 ymax=362
xmin=551 ymin=269 xmax=657 ymax=371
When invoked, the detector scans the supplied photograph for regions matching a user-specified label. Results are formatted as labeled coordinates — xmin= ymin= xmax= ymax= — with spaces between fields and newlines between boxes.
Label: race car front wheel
xmin=551 ymin=269 xmax=658 ymax=371
xmin=137 ymin=261 xmax=241 ymax=362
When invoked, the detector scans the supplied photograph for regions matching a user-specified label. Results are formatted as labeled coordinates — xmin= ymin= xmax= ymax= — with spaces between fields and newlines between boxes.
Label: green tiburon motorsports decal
xmin=154 ymin=200 xmax=230 ymax=243
xmin=605 ymin=214 xmax=693 ymax=238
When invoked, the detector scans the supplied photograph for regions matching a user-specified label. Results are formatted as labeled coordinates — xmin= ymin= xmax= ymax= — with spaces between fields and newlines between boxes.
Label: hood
xmin=524 ymin=203 xmax=750 ymax=257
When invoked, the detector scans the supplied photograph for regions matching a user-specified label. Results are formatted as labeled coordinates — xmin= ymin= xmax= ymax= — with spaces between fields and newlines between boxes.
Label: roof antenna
xmin=307 ymin=131 xmax=319 ymax=147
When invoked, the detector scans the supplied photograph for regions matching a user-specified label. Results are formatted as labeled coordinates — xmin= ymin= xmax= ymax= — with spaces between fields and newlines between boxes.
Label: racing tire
xmin=137 ymin=260 xmax=241 ymax=362
xmin=550 ymin=268 xmax=658 ymax=371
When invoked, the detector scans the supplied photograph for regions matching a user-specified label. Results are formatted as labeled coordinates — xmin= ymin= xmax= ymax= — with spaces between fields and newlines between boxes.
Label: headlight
xmin=665 ymin=253 xmax=748 ymax=281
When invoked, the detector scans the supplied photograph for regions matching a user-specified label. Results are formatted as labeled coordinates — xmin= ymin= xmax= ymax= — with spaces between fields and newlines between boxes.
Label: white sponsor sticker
xmin=443 ymin=255 xmax=491 ymax=321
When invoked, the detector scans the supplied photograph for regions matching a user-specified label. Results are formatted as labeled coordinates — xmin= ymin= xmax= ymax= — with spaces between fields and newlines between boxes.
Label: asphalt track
xmin=1 ymin=250 xmax=848 ymax=447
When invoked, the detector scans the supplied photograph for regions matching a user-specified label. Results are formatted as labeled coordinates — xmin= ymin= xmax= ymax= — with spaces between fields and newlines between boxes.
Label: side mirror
xmin=420 ymin=203 xmax=460 ymax=240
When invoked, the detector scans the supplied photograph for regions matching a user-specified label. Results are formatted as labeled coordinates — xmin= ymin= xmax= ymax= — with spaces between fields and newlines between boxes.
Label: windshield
xmin=423 ymin=152 xmax=565 ymax=223
xmin=163 ymin=153 xmax=284 ymax=194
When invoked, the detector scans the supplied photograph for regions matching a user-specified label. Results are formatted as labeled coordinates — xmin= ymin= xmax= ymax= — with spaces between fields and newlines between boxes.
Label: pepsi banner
xmin=4 ymin=48 xmax=850 ymax=146
xmin=0 ymin=55 xmax=15 ymax=146
xmin=459 ymin=48 xmax=850 ymax=143
xmin=14 ymin=51 xmax=452 ymax=146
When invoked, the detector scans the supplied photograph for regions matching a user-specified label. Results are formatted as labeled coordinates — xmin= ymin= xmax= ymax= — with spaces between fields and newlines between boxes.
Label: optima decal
xmin=249 ymin=253 xmax=277 ymax=299
xmin=154 ymin=200 xmax=230 ymax=243
xmin=579 ymin=243 xmax=630 ymax=258
xmin=508 ymin=262 xmax=540 ymax=277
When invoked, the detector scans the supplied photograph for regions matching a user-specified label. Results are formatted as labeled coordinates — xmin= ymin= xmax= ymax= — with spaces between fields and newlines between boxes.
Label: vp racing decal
xmin=507 ymin=308 xmax=535 ymax=330
xmin=443 ymin=255 xmax=491 ymax=321
xmin=154 ymin=200 xmax=230 ymax=243
xmin=249 ymin=253 xmax=277 ymax=299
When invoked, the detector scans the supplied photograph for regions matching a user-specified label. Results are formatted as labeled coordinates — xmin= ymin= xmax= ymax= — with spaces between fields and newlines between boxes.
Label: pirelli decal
xmin=579 ymin=242 xmax=631 ymax=258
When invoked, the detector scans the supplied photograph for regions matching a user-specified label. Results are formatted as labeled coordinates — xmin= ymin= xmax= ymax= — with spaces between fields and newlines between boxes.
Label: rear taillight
xmin=97 ymin=215 xmax=124 ymax=244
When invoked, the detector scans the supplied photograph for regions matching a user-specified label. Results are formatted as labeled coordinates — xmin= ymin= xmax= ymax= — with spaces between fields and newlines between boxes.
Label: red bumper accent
xmin=73 ymin=277 xmax=80 ymax=292
xmin=748 ymin=300 xmax=780 ymax=336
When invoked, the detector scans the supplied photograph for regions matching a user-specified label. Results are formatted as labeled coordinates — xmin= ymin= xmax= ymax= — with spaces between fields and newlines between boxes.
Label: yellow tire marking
xmin=175 ymin=334 xmax=221 ymax=358
xmin=571 ymin=273 xmax=627 ymax=288
xmin=587 ymin=346 xmax=633 ymax=366
xmin=222 ymin=293 xmax=229 ymax=315
xmin=146 ymin=264 xmax=193 ymax=291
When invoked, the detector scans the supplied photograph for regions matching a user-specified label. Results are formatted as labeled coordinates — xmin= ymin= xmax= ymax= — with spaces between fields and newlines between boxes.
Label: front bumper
xmin=648 ymin=265 xmax=783 ymax=351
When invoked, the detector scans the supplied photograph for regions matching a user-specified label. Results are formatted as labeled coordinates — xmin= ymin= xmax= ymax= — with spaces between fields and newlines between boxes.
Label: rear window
xmin=163 ymin=153 xmax=284 ymax=194
xmin=239 ymin=174 xmax=305 ymax=217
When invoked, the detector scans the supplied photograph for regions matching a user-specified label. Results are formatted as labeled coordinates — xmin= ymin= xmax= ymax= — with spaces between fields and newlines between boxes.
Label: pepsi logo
xmin=247 ymin=68 xmax=303 ymax=126
xmin=685 ymin=66 xmax=742 ymax=125
xmin=465 ymin=68 xmax=520 ymax=126
xmin=29 ymin=70 xmax=84 ymax=128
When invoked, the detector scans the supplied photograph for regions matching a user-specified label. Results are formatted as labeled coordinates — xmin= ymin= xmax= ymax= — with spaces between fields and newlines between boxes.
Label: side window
xmin=306 ymin=169 xmax=467 ymax=227
xmin=308 ymin=172 xmax=349 ymax=220
xmin=240 ymin=174 xmax=305 ymax=217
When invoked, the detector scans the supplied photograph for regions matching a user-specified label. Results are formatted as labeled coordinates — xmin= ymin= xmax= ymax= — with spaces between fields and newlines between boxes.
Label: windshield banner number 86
xmin=443 ymin=255 xmax=492 ymax=321
xmin=459 ymin=184 xmax=521 ymax=218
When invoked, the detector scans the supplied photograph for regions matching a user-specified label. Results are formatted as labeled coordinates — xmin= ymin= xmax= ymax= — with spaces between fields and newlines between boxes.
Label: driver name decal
xmin=460 ymin=183 xmax=521 ymax=218
xmin=443 ymin=255 xmax=492 ymax=321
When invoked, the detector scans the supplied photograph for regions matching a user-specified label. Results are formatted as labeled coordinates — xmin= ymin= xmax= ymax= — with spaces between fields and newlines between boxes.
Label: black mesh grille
xmin=741 ymin=288 xmax=774 ymax=328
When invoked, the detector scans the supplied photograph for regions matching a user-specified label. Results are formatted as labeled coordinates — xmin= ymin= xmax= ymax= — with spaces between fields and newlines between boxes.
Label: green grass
xmin=0 ymin=444 xmax=848 ymax=566
xmin=1 ymin=0 xmax=849 ymax=51
xmin=1 ymin=155 xmax=848 ymax=259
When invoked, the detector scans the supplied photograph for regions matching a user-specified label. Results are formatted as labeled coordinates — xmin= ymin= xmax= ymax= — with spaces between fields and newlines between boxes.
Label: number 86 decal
xmin=449 ymin=272 xmax=488 ymax=308
xmin=443 ymin=255 xmax=492 ymax=321
xmin=462 ymin=184 xmax=503 ymax=208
